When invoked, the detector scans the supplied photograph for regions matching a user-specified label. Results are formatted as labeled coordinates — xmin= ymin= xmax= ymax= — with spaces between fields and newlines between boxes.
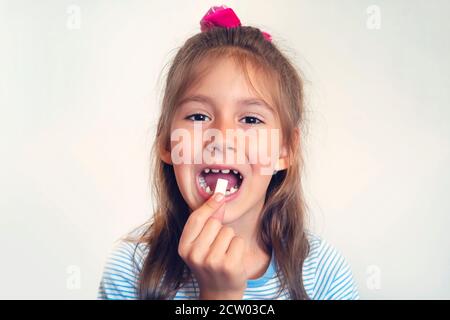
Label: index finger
xmin=179 ymin=192 xmax=225 ymax=245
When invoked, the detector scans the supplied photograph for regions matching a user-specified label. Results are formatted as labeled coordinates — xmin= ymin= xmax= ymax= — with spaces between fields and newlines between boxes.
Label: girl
xmin=98 ymin=5 xmax=359 ymax=300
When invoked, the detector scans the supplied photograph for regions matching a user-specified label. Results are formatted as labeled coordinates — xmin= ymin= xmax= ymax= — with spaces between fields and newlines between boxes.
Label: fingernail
xmin=214 ymin=193 xmax=224 ymax=202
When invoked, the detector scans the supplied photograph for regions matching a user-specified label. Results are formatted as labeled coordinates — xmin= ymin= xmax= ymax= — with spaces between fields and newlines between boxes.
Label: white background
xmin=1 ymin=0 xmax=449 ymax=299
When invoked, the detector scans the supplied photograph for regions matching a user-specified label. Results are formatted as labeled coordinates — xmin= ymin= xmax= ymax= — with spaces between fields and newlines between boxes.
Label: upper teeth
xmin=203 ymin=168 xmax=241 ymax=175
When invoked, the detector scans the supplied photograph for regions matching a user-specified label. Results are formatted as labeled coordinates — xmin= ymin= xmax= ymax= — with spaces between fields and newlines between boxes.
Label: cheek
xmin=169 ymin=128 xmax=199 ymax=165
xmin=248 ymin=171 xmax=273 ymax=191
xmin=172 ymin=164 xmax=201 ymax=209
xmin=173 ymin=164 xmax=193 ymax=190
xmin=246 ymin=129 xmax=281 ymax=175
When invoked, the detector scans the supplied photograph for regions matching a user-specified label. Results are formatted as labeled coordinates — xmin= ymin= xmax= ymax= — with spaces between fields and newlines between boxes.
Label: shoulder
xmin=97 ymin=239 xmax=149 ymax=300
xmin=303 ymin=230 xmax=360 ymax=300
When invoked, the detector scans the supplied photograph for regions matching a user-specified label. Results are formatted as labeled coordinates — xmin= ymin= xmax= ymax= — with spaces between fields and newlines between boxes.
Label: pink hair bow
xmin=200 ymin=5 xmax=272 ymax=42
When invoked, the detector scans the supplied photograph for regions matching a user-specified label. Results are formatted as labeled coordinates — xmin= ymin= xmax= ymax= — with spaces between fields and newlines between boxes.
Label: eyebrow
xmin=178 ymin=94 xmax=276 ymax=116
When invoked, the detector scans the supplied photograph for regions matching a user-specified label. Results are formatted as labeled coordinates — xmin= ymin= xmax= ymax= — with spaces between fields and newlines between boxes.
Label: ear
xmin=159 ymin=140 xmax=172 ymax=165
xmin=275 ymin=127 xmax=299 ymax=171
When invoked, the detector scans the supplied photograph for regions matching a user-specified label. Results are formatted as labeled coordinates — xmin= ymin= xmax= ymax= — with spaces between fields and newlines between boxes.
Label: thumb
xmin=197 ymin=191 xmax=225 ymax=222
xmin=210 ymin=202 xmax=225 ymax=221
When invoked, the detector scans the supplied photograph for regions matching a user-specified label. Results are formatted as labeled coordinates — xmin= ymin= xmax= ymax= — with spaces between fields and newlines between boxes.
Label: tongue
xmin=203 ymin=173 xmax=238 ymax=190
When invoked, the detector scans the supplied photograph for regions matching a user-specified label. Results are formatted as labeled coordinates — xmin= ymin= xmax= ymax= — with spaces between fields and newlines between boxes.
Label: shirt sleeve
xmin=310 ymin=236 xmax=360 ymax=300
xmin=97 ymin=240 xmax=144 ymax=300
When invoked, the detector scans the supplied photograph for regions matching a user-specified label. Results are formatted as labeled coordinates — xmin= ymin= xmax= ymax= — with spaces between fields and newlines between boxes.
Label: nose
xmin=204 ymin=115 xmax=236 ymax=157
xmin=205 ymin=138 xmax=234 ymax=155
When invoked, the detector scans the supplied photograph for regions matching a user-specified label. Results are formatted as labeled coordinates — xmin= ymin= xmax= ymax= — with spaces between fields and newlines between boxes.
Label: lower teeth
xmin=198 ymin=177 xmax=239 ymax=195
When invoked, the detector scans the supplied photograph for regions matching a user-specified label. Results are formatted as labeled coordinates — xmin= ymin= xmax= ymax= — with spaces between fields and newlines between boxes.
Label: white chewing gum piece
xmin=214 ymin=178 xmax=228 ymax=195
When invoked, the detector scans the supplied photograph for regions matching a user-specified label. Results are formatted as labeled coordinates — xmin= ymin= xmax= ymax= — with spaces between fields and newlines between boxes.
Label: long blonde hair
xmin=125 ymin=26 xmax=311 ymax=299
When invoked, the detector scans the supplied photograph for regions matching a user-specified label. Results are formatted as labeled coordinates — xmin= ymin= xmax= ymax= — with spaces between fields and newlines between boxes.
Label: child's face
xmin=161 ymin=57 xmax=289 ymax=223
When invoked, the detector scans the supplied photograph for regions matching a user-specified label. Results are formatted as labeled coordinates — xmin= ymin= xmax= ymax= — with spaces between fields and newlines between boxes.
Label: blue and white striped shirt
xmin=97 ymin=231 xmax=360 ymax=300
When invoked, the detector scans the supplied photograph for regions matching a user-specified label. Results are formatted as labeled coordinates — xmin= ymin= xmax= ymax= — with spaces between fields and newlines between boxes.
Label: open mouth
xmin=197 ymin=167 xmax=244 ymax=196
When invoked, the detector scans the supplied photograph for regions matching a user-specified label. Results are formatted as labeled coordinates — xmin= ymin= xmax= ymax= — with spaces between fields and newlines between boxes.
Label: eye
xmin=185 ymin=113 xmax=211 ymax=122
xmin=240 ymin=116 xmax=264 ymax=125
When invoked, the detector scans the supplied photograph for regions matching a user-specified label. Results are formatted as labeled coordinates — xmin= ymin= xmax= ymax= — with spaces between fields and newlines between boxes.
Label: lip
xmin=197 ymin=163 xmax=244 ymax=175
xmin=195 ymin=165 xmax=245 ymax=202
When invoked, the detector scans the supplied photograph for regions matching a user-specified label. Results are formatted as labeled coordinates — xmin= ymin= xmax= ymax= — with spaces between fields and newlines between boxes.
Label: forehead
xmin=181 ymin=52 xmax=278 ymax=109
